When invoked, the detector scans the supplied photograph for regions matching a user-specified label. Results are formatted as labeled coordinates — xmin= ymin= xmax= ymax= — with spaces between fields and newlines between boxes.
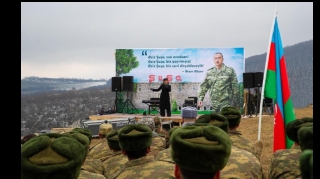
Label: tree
xmin=171 ymin=100 xmax=178 ymax=112
xmin=116 ymin=49 xmax=139 ymax=75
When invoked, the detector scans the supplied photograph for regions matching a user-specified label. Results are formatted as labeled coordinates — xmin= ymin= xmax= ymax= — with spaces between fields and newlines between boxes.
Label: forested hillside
xmin=245 ymin=39 xmax=313 ymax=108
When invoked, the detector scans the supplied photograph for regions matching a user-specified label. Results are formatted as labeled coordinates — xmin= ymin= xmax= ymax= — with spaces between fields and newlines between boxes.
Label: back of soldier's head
xmin=21 ymin=133 xmax=89 ymax=179
xmin=98 ymin=123 xmax=113 ymax=137
xmin=118 ymin=124 xmax=152 ymax=159
xmin=298 ymin=123 xmax=313 ymax=151
xmin=107 ymin=129 xmax=121 ymax=151
xmin=286 ymin=117 xmax=313 ymax=143
xmin=195 ymin=112 xmax=229 ymax=133
xmin=170 ymin=125 xmax=231 ymax=179
xmin=219 ymin=107 xmax=241 ymax=128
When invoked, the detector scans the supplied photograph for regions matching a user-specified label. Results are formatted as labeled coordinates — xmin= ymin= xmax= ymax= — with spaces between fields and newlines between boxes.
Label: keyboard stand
xmin=148 ymin=103 xmax=159 ymax=115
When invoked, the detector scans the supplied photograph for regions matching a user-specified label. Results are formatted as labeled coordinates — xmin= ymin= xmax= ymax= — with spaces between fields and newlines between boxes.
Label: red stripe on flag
xmin=280 ymin=56 xmax=291 ymax=103
xmin=267 ymin=42 xmax=276 ymax=71
xmin=273 ymin=103 xmax=286 ymax=152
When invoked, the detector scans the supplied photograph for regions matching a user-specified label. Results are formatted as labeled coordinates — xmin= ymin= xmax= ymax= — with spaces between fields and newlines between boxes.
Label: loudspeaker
xmin=112 ymin=77 xmax=122 ymax=92
xmin=254 ymin=72 xmax=264 ymax=87
xmin=123 ymin=76 xmax=133 ymax=91
xmin=243 ymin=72 xmax=254 ymax=88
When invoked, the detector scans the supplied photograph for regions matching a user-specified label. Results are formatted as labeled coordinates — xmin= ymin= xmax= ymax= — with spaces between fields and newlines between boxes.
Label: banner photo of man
xmin=115 ymin=48 xmax=244 ymax=113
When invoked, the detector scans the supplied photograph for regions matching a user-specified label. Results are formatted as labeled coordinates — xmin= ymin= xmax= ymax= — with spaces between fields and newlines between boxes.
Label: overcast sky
xmin=21 ymin=2 xmax=313 ymax=80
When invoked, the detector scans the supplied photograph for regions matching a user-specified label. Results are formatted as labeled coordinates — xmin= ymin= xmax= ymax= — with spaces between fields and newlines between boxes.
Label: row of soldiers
xmin=21 ymin=106 xmax=313 ymax=179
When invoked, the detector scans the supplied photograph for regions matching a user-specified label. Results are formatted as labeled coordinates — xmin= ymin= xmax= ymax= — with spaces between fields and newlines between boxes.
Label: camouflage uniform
xmin=102 ymin=151 xmax=128 ymax=179
xmin=198 ymin=63 xmax=240 ymax=112
xmin=78 ymin=170 xmax=106 ymax=179
xmin=268 ymin=149 xmax=302 ymax=179
xmin=148 ymin=135 xmax=167 ymax=158
xmin=114 ymin=155 xmax=175 ymax=179
xmin=88 ymin=141 xmax=113 ymax=162
xmin=221 ymin=146 xmax=264 ymax=179
xmin=228 ymin=131 xmax=259 ymax=159
xmin=81 ymin=156 xmax=105 ymax=175
xmin=156 ymin=147 xmax=174 ymax=164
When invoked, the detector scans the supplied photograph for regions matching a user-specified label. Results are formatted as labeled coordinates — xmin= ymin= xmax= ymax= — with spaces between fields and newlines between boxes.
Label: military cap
xmin=137 ymin=116 xmax=155 ymax=131
xmin=195 ymin=112 xmax=229 ymax=133
xmin=107 ymin=130 xmax=120 ymax=150
xmin=99 ymin=123 xmax=113 ymax=136
xmin=219 ymin=107 xmax=241 ymax=127
xmin=171 ymin=125 xmax=231 ymax=173
xmin=299 ymin=149 xmax=313 ymax=179
xmin=118 ymin=124 xmax=152 ymax=151
xmin=21 ymin=133 xmax=88 ymax=179
xmin=168 ymin=127 xmax=180 ymax=137
xmin=298 ymin=123 xmax=313 ymax=151
xmin=69 ymin=128 xmax=93 ymax=142
xmin=181 ymin=106 xmax=198 ymax=119
xmin=286 ymin=117 xmax=313 ymax=143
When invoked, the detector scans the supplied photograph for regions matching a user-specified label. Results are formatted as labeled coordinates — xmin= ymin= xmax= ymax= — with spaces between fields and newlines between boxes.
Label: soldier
xmin=268 ymin=118 xmax=313 ymax=179
xmin=219 ymin=106 xmax=262 ymax=160
xmin=181 ymin=106 xmax=198 ymax=126
xmin=156 ymin=127 xmax=180 ymax=163
xmin=21 ymin=132 xmax=106 ymax=179
xmin=154 ymin=116 xmax=170 ymax=147
xmin=66 ymin=128 xmax=106 ymax=177
xmin=103 ymin=129 xmax=128 ymax=179
xmin=137 ymin=116 xmax=167 ymax=158
xmin=198 ymin=52 xmax=240 ymax=112
xmin=114 ymin=123 xmax=175 ymax=178
xmin=195 ymin=112 xmax=264 ymax=179
xmin=88 ymin=123 xmax=114 ymax=162
xmin=170 ymin=124 xmax=231 ymax=179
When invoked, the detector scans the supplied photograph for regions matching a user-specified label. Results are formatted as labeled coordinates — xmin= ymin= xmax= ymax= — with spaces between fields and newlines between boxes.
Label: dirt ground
xmin=90 ymin=105 xmax=313 ymax=177
xmin=238 ymin=105 xmax=313 ymax=177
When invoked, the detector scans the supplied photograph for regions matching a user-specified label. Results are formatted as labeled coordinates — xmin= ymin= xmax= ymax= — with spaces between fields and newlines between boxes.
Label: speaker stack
xmin=122 ymin=76 xmax=133 ymax=91
xmin=111 ymin=77 xmax=122 ymax=92
xmin=243 ymin=72 xmax=264 ymax=88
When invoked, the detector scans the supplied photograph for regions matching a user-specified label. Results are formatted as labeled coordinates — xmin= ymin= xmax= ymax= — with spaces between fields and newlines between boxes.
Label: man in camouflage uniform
xmin=137 ymin=116 xmax=167 ymax=158
xmin=198 ymin=52 xmax=240 ymax=112
xmin=21 ymin=132 xmax=106 ymax=179
xmin=114 ymin=124 xmax=175 ymax=179
xmin=194 ymin=112 xmax=264 ymax=179
xmin=103 ymin=129 xmax=128 ymax=179
xmin=268 ymin=118 xmax=313 ymax=179
xmin=154 ymin=116 xmax=170 ymax=148
xmin=219 ymin=106 xmax=262 ymax=160
xmin=88 ymin=123 xmax=114 ymax=162
xmin=156 ymin=127 xmax=180 ymax=163
xmin=171 ymin=124 xmax=231 ymax=179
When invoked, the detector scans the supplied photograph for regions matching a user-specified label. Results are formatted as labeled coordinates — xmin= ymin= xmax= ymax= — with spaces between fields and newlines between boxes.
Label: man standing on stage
xmin=198 ymin=52 xmax=240 ymax=112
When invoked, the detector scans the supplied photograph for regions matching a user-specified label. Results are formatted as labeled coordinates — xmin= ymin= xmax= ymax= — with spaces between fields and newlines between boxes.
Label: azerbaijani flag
xmin=264 ymin=16 xmax=296 ymax=152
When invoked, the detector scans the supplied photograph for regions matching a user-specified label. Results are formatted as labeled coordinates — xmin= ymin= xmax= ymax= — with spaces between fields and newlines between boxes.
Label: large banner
xmin=115 ymin=48 xmax=245 ymax=112
xmin=115 ymin=48 xmax=244 ymax=83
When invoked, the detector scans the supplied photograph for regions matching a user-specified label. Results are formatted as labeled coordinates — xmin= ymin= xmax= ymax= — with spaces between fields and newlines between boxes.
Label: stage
xmin=88 ymin=113 xmax=184 ymax=126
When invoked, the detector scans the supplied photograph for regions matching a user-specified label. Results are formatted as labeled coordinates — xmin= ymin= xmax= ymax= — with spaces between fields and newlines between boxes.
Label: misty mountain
xmin=245 ymin=39 xmax=313 ymax=108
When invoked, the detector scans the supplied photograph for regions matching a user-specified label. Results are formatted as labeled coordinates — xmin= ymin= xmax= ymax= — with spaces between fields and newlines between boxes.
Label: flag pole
xmin=257 ymin=3 xmax=278 ymax=141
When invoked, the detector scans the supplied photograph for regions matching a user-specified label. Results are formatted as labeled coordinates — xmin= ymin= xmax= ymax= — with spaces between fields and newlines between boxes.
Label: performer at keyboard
xmin=150 ymin=78 xmax=171 ymax=117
